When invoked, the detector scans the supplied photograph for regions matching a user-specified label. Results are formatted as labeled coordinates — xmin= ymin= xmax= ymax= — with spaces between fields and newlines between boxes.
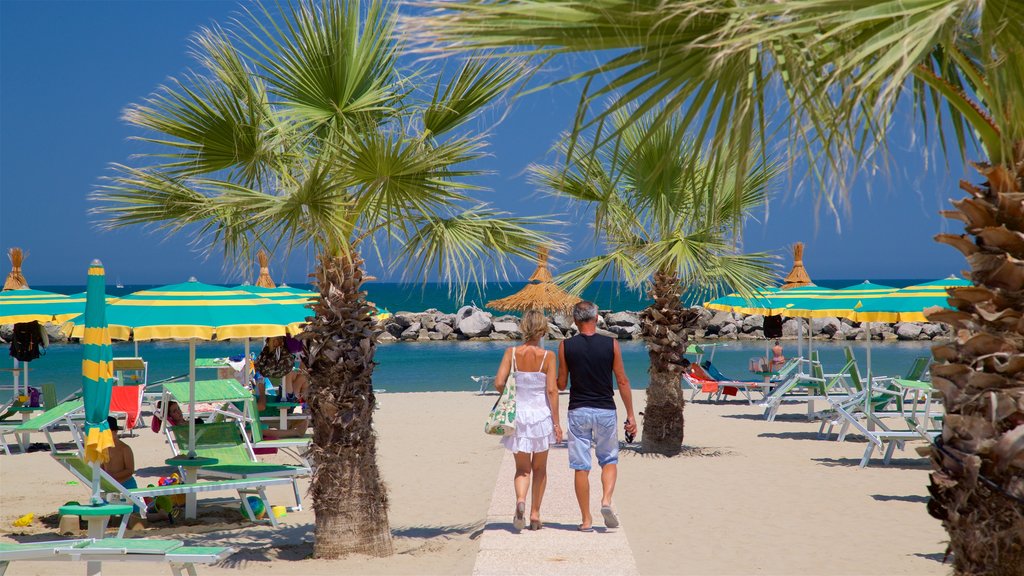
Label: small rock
xmin=376 ymin=332 xmax=398 ymax=343
xmin=551 ymin=313 xmax=574 ymax=331
xmin=547 ymin=324 xmax=565 ymax=340
xmin=595 ymin=327 xmax=619 ymax=339
xmin=607 ymin=324 xmax=639 ymax=339
xmin=489 ymin=333 xmax=509 ymax=341
xmin=493 ymin=321 xmax=522 ymax=338
xmin=435 ymin=323 xmax=454 ymax=339
xmin=427 ymin=332 xmax=444 ymax=340
xmin=400 ymin=322 xmax=421 ymax=340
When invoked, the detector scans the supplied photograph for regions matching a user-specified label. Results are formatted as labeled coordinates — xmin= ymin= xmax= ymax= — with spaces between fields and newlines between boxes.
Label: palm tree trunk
xmin=928 ymin=142 xmax=1024 ymax=575
xmin=638 ymin=271 xmax=698 ymax=455
xmin=304 ymin=251 xmax=393 ymax=558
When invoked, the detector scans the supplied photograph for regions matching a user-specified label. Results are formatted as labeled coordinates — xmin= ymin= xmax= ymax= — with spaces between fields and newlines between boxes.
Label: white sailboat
xmin=115 ymin=277 xmax=124 ymax=289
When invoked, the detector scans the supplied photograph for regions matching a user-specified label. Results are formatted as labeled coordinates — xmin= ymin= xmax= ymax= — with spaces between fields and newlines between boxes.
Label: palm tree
xmin=92 ymin=0 xmax=550 ymax=559
xmin=532 ymin=110 xmax=777 ymax=454
xmin=414 ymin=1 xmax=1024 ymax=572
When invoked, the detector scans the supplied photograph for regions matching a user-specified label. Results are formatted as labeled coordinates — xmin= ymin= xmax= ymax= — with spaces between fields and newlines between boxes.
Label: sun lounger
xmin=0 ymin=538 xmax=232 ymax=576
xmin=761 ymin=353 xmax=855 ymax=421
xmin=52 ymin=452 xmax=293 ymax=530
xmin=0 ymin=399 xmax=84 ymax=455
xmin=166 ymin=422 xmax=307 ymax=511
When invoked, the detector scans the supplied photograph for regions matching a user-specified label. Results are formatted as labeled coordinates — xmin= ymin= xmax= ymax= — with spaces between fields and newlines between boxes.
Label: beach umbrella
xmin=255 ymin=249 xmax=276 ymax=288
xmin=69 ymin=279 xmax=305 ymax=458
xmin=0 ymin=289 xmax=85 ymax=324
xmin=774 ymin=281 xmax=895 ymax=319
xmin=487 ymin=248 xmax=582 ymax=314
xmin=854 ymin=276 xmax=972 ymax=323
xmin=81 ymin=260 xmax=115 ymax=505
xmin=3 ymin=248 xmax=29 ymax=291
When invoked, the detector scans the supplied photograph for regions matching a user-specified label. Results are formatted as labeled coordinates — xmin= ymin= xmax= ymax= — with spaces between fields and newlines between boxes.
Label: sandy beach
xmin=0 ymin=391 xmax=948 ymax=575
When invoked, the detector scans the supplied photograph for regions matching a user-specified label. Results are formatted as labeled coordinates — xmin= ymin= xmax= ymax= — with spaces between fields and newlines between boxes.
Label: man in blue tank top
xmin=557 ymin=301 xmax=637 ymax=531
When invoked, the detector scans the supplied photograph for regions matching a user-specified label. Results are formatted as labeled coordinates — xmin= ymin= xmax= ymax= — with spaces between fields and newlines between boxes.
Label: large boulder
xmin=389 ymin=314 xmax=413 ymax=330
xmin=490 ymin=332 xmax=510 ymax=341
xmin=376 ymin=332 xmax=398 ymax=343
xmin=895 ymin=322 xmax=923 ymax=340
xmin=693 ymin=307 xmax=714 ymax=329
xmin=741 ymin=314 xmax=764 ymax=332
xmin=385 ymin=322 xmax=405 ymax=338
xmin=493 ymin=321 xmax=522 ymax=339
xmin=595 ymin=327 xmax=619 ymax=339
xmin=400 ymin=322 xmax=422 ymax=341
xmin=709 ymin=311 xmax=736 ymax=328
xmin=605 ymin=311 xmax=640 ymax=327
xmin=416 ymin=314 xmax=436 ymax=330
xmin=551 ymin=313 xmax=575 ymax=332
xmin=607 ymin=324 xmax=639 ymax=339
xmin=719 ymin=323 xmax=738 ymax=336
xmin=921 ymin=323 xmax=945 ymax=338
xmin=44 ymin=323 xmax=68 ymax=343
xmin=435 ymin=323 xmax=454 ymax=340
xmin=427 ymin=331 xmax=445 ymax=340
xmin=782 ymin=317 xmax=806 ymax=338
xmin=811 ymin=317 xmax=841 ymax=337
xmin=0 ymin=324 xmax=12 ymax=343
xmin=457 ymin=309 xmax=493 ymax=337
xmin=547 ymin=324 xmax=566 ymax=340
xmin=436 ymin=314 xmax=457 ymax=327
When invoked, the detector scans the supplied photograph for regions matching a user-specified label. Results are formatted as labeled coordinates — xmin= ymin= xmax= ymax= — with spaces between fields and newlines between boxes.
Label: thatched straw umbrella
xmin=487 ymin=248 xmax=581 ymax=314
xmin=3 ymin=248 xmax=29 ymax=291
xmin=781 ymin=242 xmax=813 ymax=289
xmin=255 ymin=250 xmax=276 ymax=288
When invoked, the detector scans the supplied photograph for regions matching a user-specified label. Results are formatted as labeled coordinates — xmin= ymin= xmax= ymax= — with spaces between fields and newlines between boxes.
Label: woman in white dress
xmin=494 ymin=310 xmax=562 ymax=531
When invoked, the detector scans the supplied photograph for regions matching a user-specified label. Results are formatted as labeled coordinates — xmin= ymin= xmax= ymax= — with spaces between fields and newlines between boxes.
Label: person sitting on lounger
xmin=771 ymin=340 xmax=786 ymax=370
xmin=103 ymin=416 xmax=137 ymax=489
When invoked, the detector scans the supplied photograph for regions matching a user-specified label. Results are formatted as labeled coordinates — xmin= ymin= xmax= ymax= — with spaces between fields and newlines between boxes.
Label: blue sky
xmin=1 ymin=1 xmax=964 ymax=286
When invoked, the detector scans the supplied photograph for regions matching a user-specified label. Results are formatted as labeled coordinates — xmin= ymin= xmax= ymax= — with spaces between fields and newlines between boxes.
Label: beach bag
xmin=484 ymin=348 xmax=518 ymax=436
xmin=26 ymin=386 xmax=41 ymax=408
xmin=9 ymin=321 xmax=45 ymax=362
xmin=254 ymin=341 xmax=295 ymax=379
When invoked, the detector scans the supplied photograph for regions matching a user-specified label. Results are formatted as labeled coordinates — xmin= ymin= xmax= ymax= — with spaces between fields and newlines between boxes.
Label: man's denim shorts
xmin=567 ymin=407 xmax=618 ymax=471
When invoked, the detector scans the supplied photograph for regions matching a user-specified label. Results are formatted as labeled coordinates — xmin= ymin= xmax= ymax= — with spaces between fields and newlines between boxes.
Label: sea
xmin=11 ymin=280 xmax=935 ymax=400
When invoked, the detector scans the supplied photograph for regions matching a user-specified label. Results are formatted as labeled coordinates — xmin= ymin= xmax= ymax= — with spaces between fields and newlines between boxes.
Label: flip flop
xmin=578 ymin=525 xmax=594 ymax=532
xmin=601 ymin=506 xmax=620 ymax=528
xmin=513 ymin=502 xmax=526 ymax=531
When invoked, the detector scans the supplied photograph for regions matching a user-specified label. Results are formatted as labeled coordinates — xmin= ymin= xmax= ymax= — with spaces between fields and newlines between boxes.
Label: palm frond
xmin=396 ymin=208 xmax=559 ymax=295
xmin=423 ymin=56 xmax=524 ymax=137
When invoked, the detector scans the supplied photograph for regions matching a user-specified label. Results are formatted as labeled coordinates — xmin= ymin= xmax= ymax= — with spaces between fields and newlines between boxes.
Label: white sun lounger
xmin=0 ymin=538 xmax=232 ymax=576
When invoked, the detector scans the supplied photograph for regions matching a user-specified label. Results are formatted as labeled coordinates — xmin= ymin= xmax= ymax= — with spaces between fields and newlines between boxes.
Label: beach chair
xmin=0 ymin=538 xmax=232 ymax=576
xmin=51 ymin=452 xmax=292 ymax=529
xmin=166 ymin=422 xmax=307 ymax=511
xmin=760 ymin=354 xmax=852 ymax=421
xmin=0 ymin=399 xmax=84 ymax=455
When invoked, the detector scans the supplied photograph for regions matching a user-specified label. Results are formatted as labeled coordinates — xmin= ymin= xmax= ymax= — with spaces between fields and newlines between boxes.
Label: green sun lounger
xmin=0 ymin=399 xmax=84 ymax=455
xmin=166 ymin=421 xmax=307 ymax=511
xmin=0 ymin=538 xmax=232 ymax=576
xmin=52 ymin=453 xmax=292 ymax=530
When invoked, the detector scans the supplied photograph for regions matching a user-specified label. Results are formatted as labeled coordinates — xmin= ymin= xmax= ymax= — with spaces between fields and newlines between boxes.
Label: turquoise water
xmin=12 ymin=279 xmax=937 ymax=400
xmin=34 ymin=279 xmax=931 ymax=314
xmin=8 ymin=339 xmax=935 ymax=401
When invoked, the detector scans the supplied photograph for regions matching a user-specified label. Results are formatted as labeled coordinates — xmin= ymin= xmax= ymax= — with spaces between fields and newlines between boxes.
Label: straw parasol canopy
xmin=487 ymin=248 xmax=582 ymax=314
xmin=255 ymin=250 xmax=276 ymax=288
xmin=3 ymin=248 xmax=29 ymax=291
xmin=781 ymin=242 xmax=813 ymax=289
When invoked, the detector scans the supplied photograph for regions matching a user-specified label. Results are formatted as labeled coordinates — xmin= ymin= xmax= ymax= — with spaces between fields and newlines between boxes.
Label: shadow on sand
xmin=812 ymin=457 xmax=930 ymax=470
xmin=871 ymin=494 xmax=929 ymax=504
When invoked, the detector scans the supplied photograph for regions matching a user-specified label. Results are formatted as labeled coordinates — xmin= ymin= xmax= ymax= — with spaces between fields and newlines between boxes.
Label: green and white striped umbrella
xmin=774 ymin=281 xmax=896 ymax=319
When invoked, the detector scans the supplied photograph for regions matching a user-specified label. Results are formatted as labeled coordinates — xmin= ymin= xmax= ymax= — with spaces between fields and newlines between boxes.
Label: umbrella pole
xmin=134 ymin=338 xmax=139 ymax=358
xmin=90 ymin=461 xmax=102 ymax=506
xmin=188 ymin=339 xmax=196 ymax=459
xmin=865 ymin=323 xmax=874 ymax=430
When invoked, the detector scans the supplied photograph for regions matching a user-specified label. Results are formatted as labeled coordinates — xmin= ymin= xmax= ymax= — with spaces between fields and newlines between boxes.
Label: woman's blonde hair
xmin=519 ymin=310 xmax=548 ymax=342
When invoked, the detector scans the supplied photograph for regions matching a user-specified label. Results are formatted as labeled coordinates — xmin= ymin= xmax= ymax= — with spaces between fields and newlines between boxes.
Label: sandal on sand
xmin=513 ymin=502 xmax=526 ymax=531
xmin=601 ymin=506 xmax=620 ymax=528
xmin=529 ymin=520 xmax=543 ymax=531
xmin=578 ymin=525 xmax=594 ymax=532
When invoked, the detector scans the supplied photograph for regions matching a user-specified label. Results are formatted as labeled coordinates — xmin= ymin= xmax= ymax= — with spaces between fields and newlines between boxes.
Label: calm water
xmin=11 ymin=279 xmax=937 ymax=400
xmin=7 ymin=339 xmax=936 ymax=401
xmin=34 ymin=279 xmax=931 ymax=314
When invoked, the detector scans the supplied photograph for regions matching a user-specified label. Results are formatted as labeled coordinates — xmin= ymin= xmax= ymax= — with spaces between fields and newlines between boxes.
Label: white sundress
xmin=501 ymin=347 xmax=556 ymax=454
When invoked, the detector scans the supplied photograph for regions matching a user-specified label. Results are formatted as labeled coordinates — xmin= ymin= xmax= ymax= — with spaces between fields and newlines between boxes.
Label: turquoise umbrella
xmin=854 ymin=277 xmax=972 ymax=322
xmin=81 ymin=260 xmax=115 ymax=505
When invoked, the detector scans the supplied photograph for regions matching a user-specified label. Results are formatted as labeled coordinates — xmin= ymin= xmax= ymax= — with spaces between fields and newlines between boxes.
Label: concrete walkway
xmin=472 ymin=445 xmax=639 ymax=576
